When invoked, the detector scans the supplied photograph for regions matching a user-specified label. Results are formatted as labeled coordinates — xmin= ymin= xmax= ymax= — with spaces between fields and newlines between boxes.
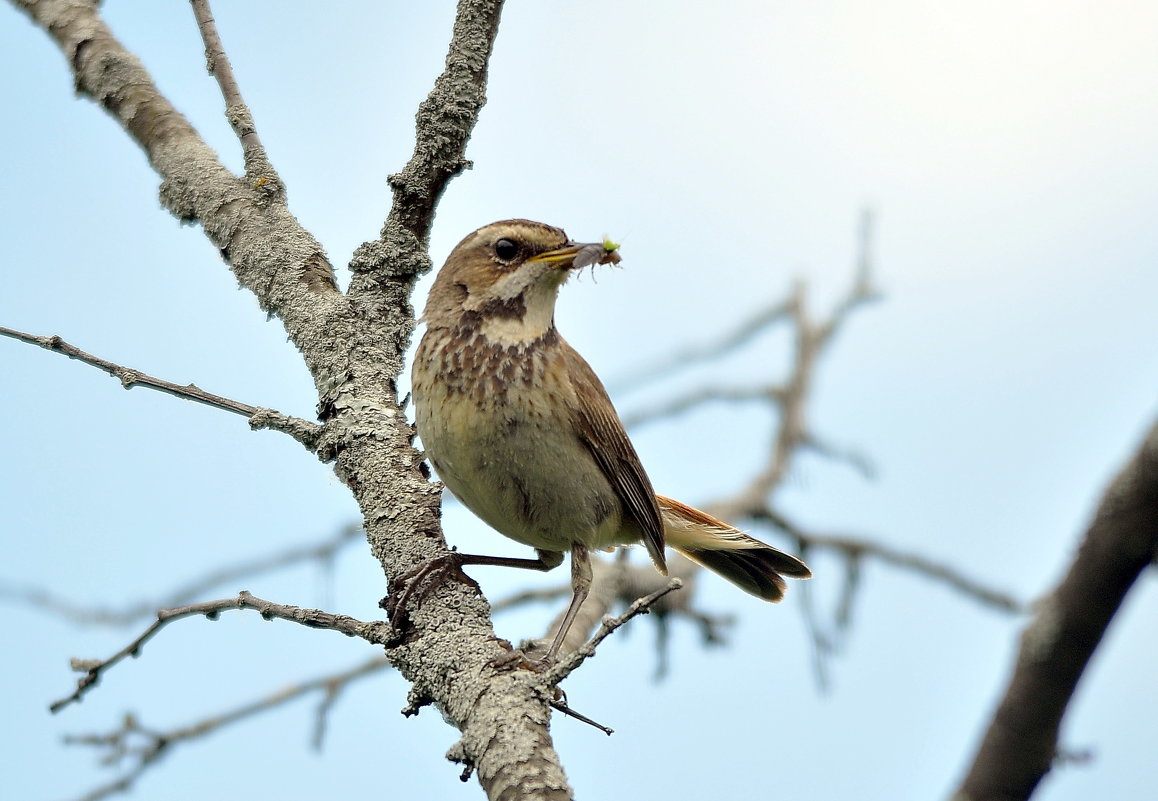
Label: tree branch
xmin=718 ymin=261 xmax=880 ymax=513
xmin=13 ymin=0 xmax=578 ymax=796
xmin=620 ymin=210 xmax=880 ymax=524
xmin=0 ymin=523 xmax=362 ymax=626
xmin=348 ymin=0 xmax=507 ymax=295
xmin=608 ymin=212 xmax=1022 ymax=689
xmin=0 ymin=326 xmax=322 ymax=449
xmin=611 ymin=299 xmax=795 ymax=393
xmin=62 ymin=657 xmax=387 ymax=801
xmin=756 ymin=508 xmax=1025 ymax=615
xmin=621 ymin=384 xmax=782 ymax=429
xmin=11 ymin=0 xmax=345 ymax=377
xmin=189 ymin=0 xmax=278 ymax=184
xmin=544 ymin=579 xmax=684 ymax=686
xmin=955 ymin=419 xmax=1158 ymax=801
xmin=51 ymin=591 xmax=389 ymax=713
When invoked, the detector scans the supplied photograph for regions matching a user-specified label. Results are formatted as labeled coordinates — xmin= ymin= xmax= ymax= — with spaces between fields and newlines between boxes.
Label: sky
xmin=2 ymin=2 xmax=1157 ymax=800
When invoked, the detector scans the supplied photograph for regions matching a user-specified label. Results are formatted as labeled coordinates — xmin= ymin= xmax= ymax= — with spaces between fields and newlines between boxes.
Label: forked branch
xmin=52 ymin=592 xmax=389 ymax=713
xmin=190 ymin=0 xmax=276 ymax=179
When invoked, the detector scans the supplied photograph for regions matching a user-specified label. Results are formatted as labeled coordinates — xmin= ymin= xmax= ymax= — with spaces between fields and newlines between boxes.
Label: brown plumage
xmin=411 ymin=219 xmax=810 ymax=661
xmin=658 ymin=496 xmax=811 ymax=601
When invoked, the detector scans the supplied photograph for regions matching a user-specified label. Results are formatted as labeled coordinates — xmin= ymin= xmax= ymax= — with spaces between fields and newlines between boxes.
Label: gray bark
xmin=9 ymin=0 xmax=571 ymax=797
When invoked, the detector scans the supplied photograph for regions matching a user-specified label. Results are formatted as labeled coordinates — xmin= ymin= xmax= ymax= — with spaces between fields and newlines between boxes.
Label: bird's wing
xmin=564 ymin=343 xmax=667 ymax=572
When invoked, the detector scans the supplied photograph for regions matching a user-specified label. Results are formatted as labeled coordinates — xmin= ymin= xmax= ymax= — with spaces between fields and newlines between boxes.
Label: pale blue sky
xmin=3 ymin=2 xmax=1156 ymax=800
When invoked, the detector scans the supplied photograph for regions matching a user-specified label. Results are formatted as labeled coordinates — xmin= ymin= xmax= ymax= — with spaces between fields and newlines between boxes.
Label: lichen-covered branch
xmin=0 ymin=326 xmax=321 ymax=448
xmin=189 ymin=0 xmax=276 ymax=180
xmin=349 ymin=0 xmax=507 ymax=297
xmin=10 ymin=1 xmax=575 ymax=798
xmin=10 ymin=0 xmax=347 ymax=388
xmin=51 ymin=591 xmax=388 ymax=713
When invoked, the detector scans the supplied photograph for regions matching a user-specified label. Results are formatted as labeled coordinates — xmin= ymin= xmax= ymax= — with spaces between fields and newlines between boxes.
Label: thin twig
xmin=621 ymin=385 xmax=783 ymax=429
xmin=612 ymin=299 xmax=795 ymax=393
xmin=728 ymin=265 xmax=878 ymax=510
xmin=801 ymin=434 xmax=877 ymax=480
xmin=489 ymin=585 xmax=571 ymax=614
xmin=544 ymin=578 xmax=683 ymax=686
xmin=548 ymin=700 xmax=613 ymax=736
xmin=617 ymin=211 xmax=880 ymax=523
xmin=754 ymin=508 xmax=1024 ymax=614
xmin=52 ymin=591 xmax=389 ymax=713
xmin=189 ymin=0 xmax=277 ymax=184
xmin=62 ymin=658 xmax=386 ymax=801
xmin=310 ymin=658 xmax=388 ymax=750
xmin=0 ymin=327 xmax=321 ymax=449
xmin=517 ymin=553 xmax=733 ymax=680
xmin=818 ymin=208 xmax=879 ymax=343
xmin=1 ymin=523 xmax=362 ymax=626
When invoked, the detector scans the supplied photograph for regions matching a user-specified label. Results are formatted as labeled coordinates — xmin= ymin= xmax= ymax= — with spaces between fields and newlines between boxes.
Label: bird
xmin=410 ymin=219 xmax=810 ymax=662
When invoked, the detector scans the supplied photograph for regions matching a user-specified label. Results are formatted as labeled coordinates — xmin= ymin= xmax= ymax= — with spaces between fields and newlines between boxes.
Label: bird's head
xmin=422 ymin=219 xmax=621 ymax=345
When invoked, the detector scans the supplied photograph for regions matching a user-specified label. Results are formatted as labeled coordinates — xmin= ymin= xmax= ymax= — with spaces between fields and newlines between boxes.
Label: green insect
xmin=573 ymin=236 xmax=622 ymax=269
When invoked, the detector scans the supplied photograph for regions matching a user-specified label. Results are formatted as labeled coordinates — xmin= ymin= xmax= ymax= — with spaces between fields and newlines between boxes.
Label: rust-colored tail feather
xmin=657 ymin=495 xmax=811 ymax=603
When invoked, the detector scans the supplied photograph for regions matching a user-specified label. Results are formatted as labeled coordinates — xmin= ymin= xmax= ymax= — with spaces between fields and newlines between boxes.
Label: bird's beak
xmin=529 ymin=238 xmax=622 ymax=269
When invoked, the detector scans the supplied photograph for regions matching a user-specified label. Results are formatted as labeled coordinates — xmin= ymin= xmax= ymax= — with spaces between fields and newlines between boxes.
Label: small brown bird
xmin=412 ymin=219 xmax=810 ymax=661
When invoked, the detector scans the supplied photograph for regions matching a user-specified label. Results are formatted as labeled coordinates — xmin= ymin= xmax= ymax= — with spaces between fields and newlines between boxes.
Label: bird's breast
xmin=412 ymin=326 xmax=631 ymax=552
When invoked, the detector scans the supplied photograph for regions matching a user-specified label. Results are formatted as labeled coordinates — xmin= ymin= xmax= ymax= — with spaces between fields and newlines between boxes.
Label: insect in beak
xmin=530 ymin=237 xmax=622 ymax=270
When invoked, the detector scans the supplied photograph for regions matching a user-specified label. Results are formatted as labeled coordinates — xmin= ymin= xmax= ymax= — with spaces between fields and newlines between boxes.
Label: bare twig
xmin=614 ymin=210 xmax=878 ymax=396
xmin=724 ymin=270 xmax=880 ymax=512
xmin=62 ymin=657 xmax=386 ymax=801
xmin=548 ymin=700 xmax=614 ymax=736
xmin=955 ymin=419 xmax=1158 ymax=801
xmin=489 ymin=585 xmax=571 ymax=615
xmin=0 ymin=327 xmax=321 ymax=449
xmin=603 ymin=204 xmax=1030 ymax=686
xmin=192 ymin=0 xmax=275 ymax=173
xmin=309 ymin=658 xmax=388 ymax=749
xmin=1 ymin=523 xmax=362 ymax=626
xmin=189 ymin=0 xmax=277 ymax=185
xmin=801 ymin=434 xmax=877 ymax=480
xmin=753 ymin=508 xmax=1024 ymax=614
xmin=52 ymin=591 xmax=388 ymax=713
xmin=518 ymin=552 xmax=727 ymax=676
xmin=618 ymin=211 xmax=880 ymax=522
xmin=819 ymin=209 xmax=878 ymax=341
xmin=544 ymin=578 xmax=683 ymax=686
xmin=621 ymin=385 xmax=782 ymax=429
xmin=612 ymin=299 xmax=795 ymax=393
xmin=803 ymin=533 xmax=1022 ymax=613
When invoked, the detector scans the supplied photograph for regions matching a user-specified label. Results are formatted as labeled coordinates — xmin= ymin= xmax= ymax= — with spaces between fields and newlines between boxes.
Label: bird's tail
xmin=657 ymin=495 xmax=811 ymax=602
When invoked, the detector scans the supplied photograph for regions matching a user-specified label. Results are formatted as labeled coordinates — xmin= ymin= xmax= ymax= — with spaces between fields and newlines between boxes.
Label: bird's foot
xmin=487 ymin=639 xmax=557 ymax=672
xmin=380 ymin=551 xmax=474 ymax=641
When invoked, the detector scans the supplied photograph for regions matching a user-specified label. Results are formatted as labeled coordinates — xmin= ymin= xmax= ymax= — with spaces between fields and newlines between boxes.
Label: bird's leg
xmin=384 ymin=548 xmax=564 ymax=633
xmin=542 ymin=542 xmax=592 ymax=663
xmin=449 ymin=549 xmax=566 ymax=573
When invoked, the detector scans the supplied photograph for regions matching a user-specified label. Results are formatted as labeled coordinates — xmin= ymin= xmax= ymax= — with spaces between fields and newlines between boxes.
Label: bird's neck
xmin=465 ymin=282 xmax=560 ymax=347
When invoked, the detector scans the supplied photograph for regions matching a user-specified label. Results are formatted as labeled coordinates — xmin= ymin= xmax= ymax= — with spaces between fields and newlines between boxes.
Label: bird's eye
xmin=493 ymin=238 xmax=519 ymax=262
